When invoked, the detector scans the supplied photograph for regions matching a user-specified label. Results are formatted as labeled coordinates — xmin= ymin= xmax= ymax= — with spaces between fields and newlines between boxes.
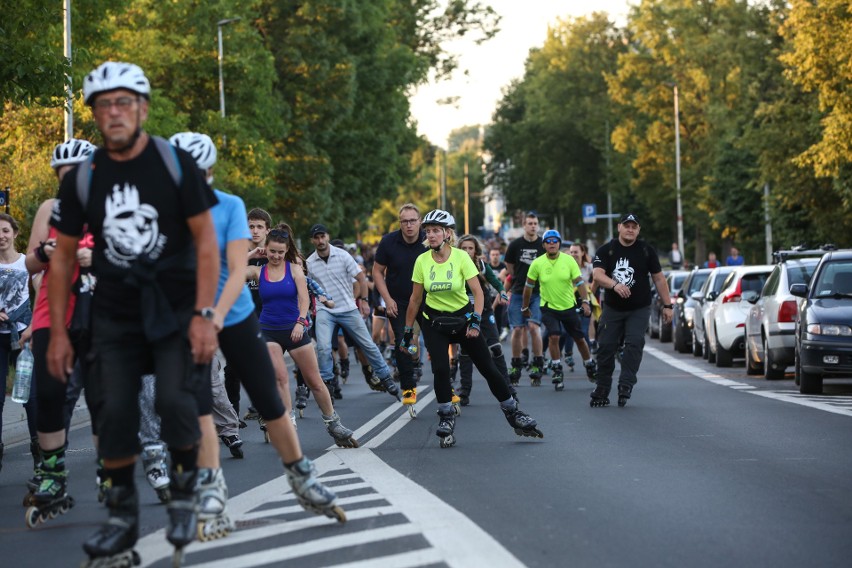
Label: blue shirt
xmin=211 ymin=189 xmax=254 ymax=328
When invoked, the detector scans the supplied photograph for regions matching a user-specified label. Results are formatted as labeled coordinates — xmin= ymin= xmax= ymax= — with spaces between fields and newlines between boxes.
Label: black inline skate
xmin=529 ymin=356 xmax=544 ymax=386
xmin=617 ymin=384 xmax=633 ymax=407
xmin=219 ymin=434 xmax=244 ymax=458
xmin=550 ymin=362 xmax=564 ymax=391
xmin=565 ymin=354 xmax=575 ymax=373
xmin=81 ymin=484 xmax=140 ymax=567
xmin=26 ymin=466 xmax=75 ymax=527
xmin=584 ymin=359 xmax=598 ymax=383
xmin=508 ymin=358 xmax=522 ymax=387
xmin=590 ymin=385 xmax=611 ymax=407
xmin=294 ymin=385 xmax=310 ymax=418
xmin=501 ymin=403 xmax=544 ymax=439
xmin=436 ymin=408 xmax=456 ymax=448
xmin=339 ymin=357 xmax=350 ymax=383
xmin=166 ymin=468 xmax=199 ymax=566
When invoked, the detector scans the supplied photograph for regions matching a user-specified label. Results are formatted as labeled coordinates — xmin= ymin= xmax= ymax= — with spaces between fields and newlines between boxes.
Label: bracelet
xmin=359 ymin=297 xmax=368 ymax=301
xmin=296 ymin=316 xmax=311 ymax=328
xmin=521 ymin=305 xmax=530 ymax=311
xmin=582 ymin=299 xmax=590 ymax=304
xmin=403 ymin=326 xmax=414 ymax=333
xmin=34 ymin=242 xmax=50 ymax=264
xmin=612 ymin=282 xmax=619 ymax=290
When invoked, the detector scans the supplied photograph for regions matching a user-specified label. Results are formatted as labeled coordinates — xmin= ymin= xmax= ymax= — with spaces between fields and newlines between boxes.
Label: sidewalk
xmin=1 ymin=394 xmax=91 ymax=447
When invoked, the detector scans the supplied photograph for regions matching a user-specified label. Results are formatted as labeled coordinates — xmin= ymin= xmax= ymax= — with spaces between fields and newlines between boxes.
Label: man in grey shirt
xmin=306 ymin=224 xmax=400 ymax=400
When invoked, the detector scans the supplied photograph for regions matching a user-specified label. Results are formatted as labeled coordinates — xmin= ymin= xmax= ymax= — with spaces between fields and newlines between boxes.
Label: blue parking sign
xmin=582 ymin=203 xmax=596 ymax=224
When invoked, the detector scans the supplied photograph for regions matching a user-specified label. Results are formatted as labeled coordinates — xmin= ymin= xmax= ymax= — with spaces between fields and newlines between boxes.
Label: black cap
xmin=619 ymin=213 xmax=640 ymax=225
xmin=330 ymin=238 xmax=345 ymax=248
xmin=310 ymin=223 xmax=329 ymax=237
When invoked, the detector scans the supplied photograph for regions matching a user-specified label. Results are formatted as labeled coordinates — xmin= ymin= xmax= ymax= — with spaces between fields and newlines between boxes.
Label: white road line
xmin=365 ymin=389 xmax=437 ymax=449
xmin=331 ymin=549 xmax=446 ymax=568
xmin=644 ymin=345 xmax=852 ymax=418
xmin=190 ymin=522 xmax=423 ymax=568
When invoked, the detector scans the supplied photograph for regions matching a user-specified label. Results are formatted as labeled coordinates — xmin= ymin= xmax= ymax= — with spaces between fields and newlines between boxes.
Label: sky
xmin=409 ymin=0 xmax=632 ymax=147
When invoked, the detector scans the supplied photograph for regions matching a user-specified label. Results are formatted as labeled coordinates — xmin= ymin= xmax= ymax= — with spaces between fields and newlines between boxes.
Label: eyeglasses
xmin=269 ymin=229 xmax=290 ymax=240
xmin=93 ymin=96 xmax=138 ymax=111
xmin=399 ymin=219 xmax=420 ymax=225
xmin=543 ymin=238 xmax=560 ymax=244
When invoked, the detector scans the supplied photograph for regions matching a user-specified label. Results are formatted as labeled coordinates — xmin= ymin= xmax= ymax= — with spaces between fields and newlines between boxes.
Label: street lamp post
xmin=672 ymin=84 xmax=685 ymax=259
xmin=63 ymin=0 xmax=73 ymax=141
xmin=217 ymin=18 xmax=241 ymax=119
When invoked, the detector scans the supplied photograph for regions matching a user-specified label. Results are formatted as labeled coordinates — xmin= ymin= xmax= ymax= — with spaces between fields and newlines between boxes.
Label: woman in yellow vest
xmin=402 ymin=210 xmax=543 ymax=448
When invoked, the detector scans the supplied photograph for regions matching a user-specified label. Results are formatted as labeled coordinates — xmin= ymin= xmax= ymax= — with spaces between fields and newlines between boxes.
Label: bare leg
xmin=266 ymin=342 xmax=293 ymax=415
xmin=289 ymin=345 xmax=335 ymax=416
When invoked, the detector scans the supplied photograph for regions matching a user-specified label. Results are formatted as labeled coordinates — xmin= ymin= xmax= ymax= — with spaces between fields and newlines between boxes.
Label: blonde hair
xmin=422 ymin=227 xmax=457 ymax=250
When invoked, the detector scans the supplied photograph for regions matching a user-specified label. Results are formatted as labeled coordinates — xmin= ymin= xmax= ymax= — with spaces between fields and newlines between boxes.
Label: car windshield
xmin=812 ymin=260 xmax=852 ymax=298
xmin=712 ymin=269 xmax=735 ymax=294
xmin=786 ymin=260 xmax=818 ymax=287
xmin=688 ymin=272 xmax=710 ymax=293
xmin=672 ymin=274 xmax=688 ymax=293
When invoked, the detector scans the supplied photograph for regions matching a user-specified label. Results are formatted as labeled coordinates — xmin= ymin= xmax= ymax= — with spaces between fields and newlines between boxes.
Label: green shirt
xmin=526 ymin=252 xmax=583 ymax=311
xmin=413 ymin=247 xmax=480 ymax=312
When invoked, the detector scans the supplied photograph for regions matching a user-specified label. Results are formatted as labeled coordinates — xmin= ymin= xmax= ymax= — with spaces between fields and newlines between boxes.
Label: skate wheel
xmin=25 ymin=506 xmax=41 ymax=528
xmin=407 ymin=406 xmax=417 ymax=419
xmin=172 ymin=547 xmax=185 ymax=567
xmin=453 ymin=403 xmax=461 ymax=416
xmin=298 ymin=408 xmax=304 ymax=418
xmin=554 ymin=382 xmax=564 ymax=391
xmin=440 ymin=435 xmax=456 ymax=448
xmin=23 ymin=492 xmax=36 ymax=507
xmin=329 ymin=505 xmax=347 ymax=523
xmin=263 ymin=431 xmax=270 ymax=444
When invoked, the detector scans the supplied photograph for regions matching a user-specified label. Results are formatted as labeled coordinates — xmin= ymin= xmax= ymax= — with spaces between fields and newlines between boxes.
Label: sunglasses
xmin=269 ymin=229 xmax=290 ymax=239
xmin=543 ymin=238 xmax=560 ymax=244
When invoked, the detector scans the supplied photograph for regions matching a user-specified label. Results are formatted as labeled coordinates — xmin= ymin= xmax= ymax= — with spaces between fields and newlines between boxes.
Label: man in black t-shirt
xmin=591 ymin=213 xmax=672 ymax=408
xmin=47 ymin=62 xmax=219 ymax=561
xmin=372 ymin=203 xmax=426 ymax=403
xmin=504 ymin=213 xmax=546 ymax=385
xmin=488 ymin=247 xmax=509 ymax=336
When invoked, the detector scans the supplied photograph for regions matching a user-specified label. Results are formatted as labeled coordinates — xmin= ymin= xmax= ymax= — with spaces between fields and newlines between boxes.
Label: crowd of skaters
xmin=0 ymin=59 xmax=678 ymax=566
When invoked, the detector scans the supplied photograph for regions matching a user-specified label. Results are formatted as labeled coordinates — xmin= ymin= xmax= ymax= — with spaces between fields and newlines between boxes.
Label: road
xmin=1 ymin=343 xmax=851 ymax=567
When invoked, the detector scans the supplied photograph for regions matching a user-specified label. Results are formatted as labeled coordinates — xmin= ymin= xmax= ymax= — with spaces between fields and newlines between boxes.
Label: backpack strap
xmin=73 ymin=136 xmax=183 ymax=209
xmin=151 ymin=135 xmax=183 ymax=187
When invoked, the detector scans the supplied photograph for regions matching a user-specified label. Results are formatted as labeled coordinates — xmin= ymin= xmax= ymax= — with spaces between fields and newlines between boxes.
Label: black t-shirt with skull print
xmin=593 ymin=238 xmax=661 ymax=312
xmin=51 ymin=137 xmax=216 ymax=317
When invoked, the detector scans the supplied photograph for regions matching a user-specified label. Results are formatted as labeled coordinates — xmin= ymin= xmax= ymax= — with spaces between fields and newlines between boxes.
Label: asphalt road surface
xmin=1 ymin=343 xmax=850 ymax=567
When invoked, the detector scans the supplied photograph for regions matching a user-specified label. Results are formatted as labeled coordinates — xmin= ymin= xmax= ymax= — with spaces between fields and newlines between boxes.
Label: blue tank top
xmin=258 ymin=263 xmax=300 ymax=329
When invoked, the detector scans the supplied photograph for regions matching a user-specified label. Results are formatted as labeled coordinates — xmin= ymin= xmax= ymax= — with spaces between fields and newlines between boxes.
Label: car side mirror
xmin=706 ymin=290 xmax=719 ymax=302
xmin=690 ymin=291 xmax=703 ymax=301
xmin=742 ymin=290 xmax=759 ymax=304
xmin=790 ymin=283 xmax=808 ymax=298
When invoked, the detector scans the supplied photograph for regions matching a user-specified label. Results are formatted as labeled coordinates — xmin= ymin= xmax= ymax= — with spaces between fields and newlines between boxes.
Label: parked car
xmin=791 ymin=249 xmax=852 ymax=394
xmin=649 ymin=270 xmax=688 ymax=342
xmin=706 ymin=265 xmax=773 ymax=367
xmin=691 ymin=267 xmax=735 ymax=360
xmin=672 ymin=268 xmax=713 ymax=353
xmin=744 ymin=250 xmax=824 ymax=379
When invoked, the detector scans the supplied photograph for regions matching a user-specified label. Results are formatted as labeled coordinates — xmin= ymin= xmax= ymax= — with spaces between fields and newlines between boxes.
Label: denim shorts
xmin=508 ymin=291 xmax=541 ymax=328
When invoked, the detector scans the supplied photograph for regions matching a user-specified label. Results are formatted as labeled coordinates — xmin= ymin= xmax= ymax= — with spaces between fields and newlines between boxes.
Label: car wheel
xmin=715 ymin=337 xmax=733 ymax=367
xmin=763 ymin=334 xmax=785 ymax=380
xmin=674 ymin=324 xmax=686 ymax=353
xmin=745 ymin=339 xmax=762 ymax=375
xmin=706 ymin=334 xmax=716 ymax=364
xmin=796 ymin=350 xmax=822 ymax=394
xmin=649 ymin=314 xmax=659 ymax=339
xmin=692 ymin=329 xmax=703 ymax=357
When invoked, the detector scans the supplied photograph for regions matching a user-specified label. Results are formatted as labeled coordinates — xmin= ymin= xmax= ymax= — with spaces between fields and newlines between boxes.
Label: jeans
xmin=315 ymin=309 xmax=391 ymax=382
xmin=508 ymin=291 xmax=541 ymax=328
xmin=595 ymin=305 xmax=651 ymax=389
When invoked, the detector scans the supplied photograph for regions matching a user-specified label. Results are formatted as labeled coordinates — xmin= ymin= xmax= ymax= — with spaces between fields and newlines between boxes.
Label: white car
xmin=744 ymin=254 xmax=822 ymax=379
xmin=707 ymin=265 xmax=774 ymax=367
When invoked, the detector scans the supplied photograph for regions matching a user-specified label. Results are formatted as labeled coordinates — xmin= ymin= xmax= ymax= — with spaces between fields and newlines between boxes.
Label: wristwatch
xmin=663 ymin=304 xmax=673 ymax=309
xmin=193 ymin=307 xmax=216 ymax=320
xmin=359 ymin=297 xmax=368 ymax=302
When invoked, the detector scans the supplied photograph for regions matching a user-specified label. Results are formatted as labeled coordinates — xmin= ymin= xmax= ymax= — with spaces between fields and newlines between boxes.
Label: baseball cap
xmin=330 ymin=238 xmax=345 ymax=248
xmin=619 ymin=213 xmax=640 ymax=225
xmin=310 ymin=223 xmax=329 ymax=237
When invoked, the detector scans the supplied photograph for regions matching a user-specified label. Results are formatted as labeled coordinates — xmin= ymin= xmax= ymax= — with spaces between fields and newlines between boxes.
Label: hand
xmin=581 ymin=302 xmax=591 ymax=316
xmin=76 ymin=247 xmax=93 ymax=268
xmin=613 ymin=282 xmax=631 ymax=299
xmin=212 ymin=310 xmax=225 ymax=333
xmin=400 ymin=326 xmax=414 ymax=352
xmin=498 ymin=291 xmax=509 ymax=306
xmin=521 ymin=306 xmax=531 ymax=317
xmin=0 ymin=309 xmax=8 ymax=323
xmin=248 ymin=246 xmax=266 ymax=259
xmin=662 ymin=306 xmax=673 ymax=324
xmin=18 ymin=326 xmax=32 ymax=349
xmin=358 ymin=299 xmax=370 ymax=317
xmin=466 ymin=324 xmax=480 ymax=339
xmin=385 ymin=299 xmax=398 ymax=318
xmin=189 ymin=317 xmax=218 ymax=364
xmin=290 ymin=322 xmax=304 ymax=342
xmin=47 ymin=331 xmax=74 ymax=383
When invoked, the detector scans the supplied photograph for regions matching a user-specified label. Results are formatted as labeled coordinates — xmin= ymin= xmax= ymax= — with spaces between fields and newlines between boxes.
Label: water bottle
xmin=11 ymin=344 xmax=34 ymax=404
xmin=407 ymin=345 xmax=419 ymax=357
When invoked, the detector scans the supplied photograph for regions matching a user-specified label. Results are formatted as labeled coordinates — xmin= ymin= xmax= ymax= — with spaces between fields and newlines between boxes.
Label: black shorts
xmin=541 ymin=305 xmax=585 ymax=341
xmin=262 ymin=326 xmax=312 ymax=352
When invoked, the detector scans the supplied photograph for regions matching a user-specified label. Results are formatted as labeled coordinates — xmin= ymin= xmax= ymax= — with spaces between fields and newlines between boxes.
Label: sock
xmin=499 ymin=397 xmax=517 ymax=411
xmin=584 ymin=358 xmax=593 ymax=365
xmin=437 ymin=402 xmax=453 ymax=414
xmin=551 ymin=359 xmax=561 ymax=366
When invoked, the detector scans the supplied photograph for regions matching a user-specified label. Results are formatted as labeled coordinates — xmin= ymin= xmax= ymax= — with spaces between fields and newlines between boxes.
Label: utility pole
xmin=673 ymin=85 xmax=685 ymax=257
xmin=464 ymin=161 xmax=470 ymax=234
xmin=63 ymin=0 xmax=73 ymax=141
xmin=764 ymin=183 xmax=773 ymax=263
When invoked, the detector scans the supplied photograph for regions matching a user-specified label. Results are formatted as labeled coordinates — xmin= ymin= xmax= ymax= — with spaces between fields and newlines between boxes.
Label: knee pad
xmin=489 ymin=343 xmax=503 ymax=358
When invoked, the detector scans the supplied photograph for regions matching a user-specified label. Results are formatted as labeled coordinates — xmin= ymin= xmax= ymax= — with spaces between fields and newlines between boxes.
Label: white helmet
xmin=422 ymin=209 xmax=456 ymax=229
xmin=50 ymin=138 xmax=96 ymax=170
xmin=83 ymin=62 xmax=151 ymax=105
xmin=169 ymin=132 xmax=217 ymax=170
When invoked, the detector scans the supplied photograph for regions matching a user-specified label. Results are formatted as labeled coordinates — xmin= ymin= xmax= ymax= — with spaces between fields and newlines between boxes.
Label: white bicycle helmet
xmin=83 ymin=62 xmax=151 ymax=105
xmin=50 ymin=139 xmax=96 ymax=170
xmin=169 ymin=132 xmax=217 ymax=170
xmin=422 ymin=209 xmax=456 ymax=229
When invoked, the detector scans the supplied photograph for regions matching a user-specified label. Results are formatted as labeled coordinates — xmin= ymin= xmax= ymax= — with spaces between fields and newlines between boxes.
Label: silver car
xmin=691 ymin=266 xmax=735 ymax=360
xmin=744 ymin=255 xmax=822 ymax=379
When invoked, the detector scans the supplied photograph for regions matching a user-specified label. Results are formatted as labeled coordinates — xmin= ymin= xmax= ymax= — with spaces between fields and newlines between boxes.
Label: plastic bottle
xmin=11 ymin=344 xmax=34 ymax=404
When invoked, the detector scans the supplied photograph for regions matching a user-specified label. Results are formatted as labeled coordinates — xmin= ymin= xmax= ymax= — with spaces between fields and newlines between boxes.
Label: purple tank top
xmin=258 ymin=263 xmax=300 ymax=329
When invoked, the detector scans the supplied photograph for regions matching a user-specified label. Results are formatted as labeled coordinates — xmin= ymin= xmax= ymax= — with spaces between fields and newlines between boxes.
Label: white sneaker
xmin=499 ymin=328 xmax=509 ymax=342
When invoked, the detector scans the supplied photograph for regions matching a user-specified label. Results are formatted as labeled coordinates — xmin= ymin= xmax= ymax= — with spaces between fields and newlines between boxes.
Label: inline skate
xmin=166 ymin=467 xmax=199 ymax=566
xmin=196 ymin=468 xmax=234 ymax=542
xmin=584 ymin=359 xmax=598 ymax=383
xmin=550 ymin=362 xmax=564 ymax=391
xmin=294 ymin=385 xmax=310 ymax=418
xmin=501 ymin=403 xmax=544 ymax=439
xmin=25 ymin=455 xmax=74 ymax=528
xmin=323 ymin=412 xmax=359 ymax=448
xmin=617 ymin=384 xmax=633 ymax=408
xmin=590 ymin=385 xmax=611 ymax=407
xmin=284 ymin=457 xmax=345 ymax=522
xmin=402 ymin=388 xmax=418 ymax=418
xmin=81 ymin=485 xmax=139 ymax=568
xmin=220 ymin=434 xmax=245 ymax=457
xmin=436 ymin=408 xmax=456 ymax=448
xmin=141 ymin=443 xmax=170 ymax=503
xmin=529 ymin=356 xmax=544 ymax=387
